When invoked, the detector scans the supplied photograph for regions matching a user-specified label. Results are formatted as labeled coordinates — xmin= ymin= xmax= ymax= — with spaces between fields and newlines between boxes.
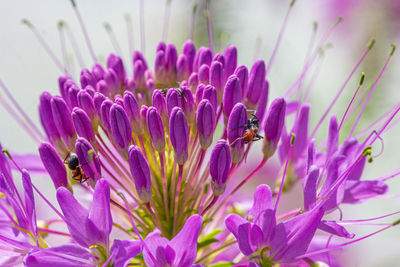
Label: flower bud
xmin=255 ymin=80 xmax=269 ymax=123
xmin=107 ymin=54 xmax=126 ymax=85
xmin=78 ymin=90 xmax=99 ymax=131
xmin=100 ymin=99 xmax=113 ymax=132
xmin=198 ymin=64 xmax=210 ymax=85
xmin=67 ymin=84 xmax=80 ymax=109
xmin=92 ymin=63 xmax=105 ymax=82
xmin=234 ymin=65 xmax=248 ymax=99
xmin=133 ymin=51 xmax=148 ymax=69
xmin=196 ymin=99 xmax=215 ymax=149
xmin=166 ymin=88 xmax=182 ymax=115
xmin=246 ymin=60 xmax=266 ymax=108
xmin=210 ymin=140 xmax=231 ymax=195
xmin=169 ymin=107 xmax=189 ymax=165
xmin=155 ymin=50 xmax=166 ymax=83
xmin=110 ymin=104 xmax=132 ymax=158
xmin=210 ymin=61 xmax=224 ymax=94
xmin=80 ymin=68 xmax=96 ymax=88
xmin=202 ymin=85 xmax=218 ymax=113
xmin=104 ymin=68 xmax=120 ymax=95
xmin=213 ymin=53 xmax=225 ymax=66
xmin=38 ymin=142 xmax=68 ymax=189
xmin=183 ymin=40 xmax=196 ymax=73
xmin=262 ymin=98 xmax=286 ymax=159
xmin=96 ymin=80 xmax=110 ymax=97
xmin=123 ymin=91 xmax=143 ymax=136
xmin=156 ymin=41 xmax=167 ymax=52
xmin=188 ymin=72 xmax=199 ymax=92
xmin=152 ymin=89 xmax=167 ymax=116
xmin=146 ymin=107 xmax=165 ymax=153
xmin=177 ymin=54 xmax=190 ymax=81
xmin=128 ymin=145 xmax=152 ymax=203
xmin=58 ymin=76 xmax=69 ymax=97
xmin=133 ymin=60 xmax=146 ymax=90
xmin=72 ymin=107 xmax=96 ymax=143
xmin=194 ymin=47 xmax=212 ymax=71
xmin=227 ymin=103 xmax=248 ymax=163
xmin=146 ymin=79 xmax=155 ymax=91
xmin=75 ymin=137 xmax=101 ymax=181
xmin=114 ymin=95 xmax=124 ymax=106
xmin=51 ymin=96 xmax=76 ymax=151
xmin=165 ymin=43 xmax=178 ymax=81
xmin=140 ymin=105 xmax=149 ymax=133
xmin=39 ymin=92 xmax=64 ymax=151
xmin=93 ymin=92 xmax=106 ymax=117
xmin=180 ymin=86 xmax=195 ymax=123
xmin=223 ymin=45 xmax=237 ymax=80
xmin=195 ymin=84 xmax=205 ymax=106
xmin=222 ymin=75 xmax=242 ymax=118
xmin=124 ymin=77 xmax=136 ymax=92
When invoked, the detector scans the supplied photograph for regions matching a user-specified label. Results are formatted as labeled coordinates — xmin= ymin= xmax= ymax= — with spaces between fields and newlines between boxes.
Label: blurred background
xmin=0 ymin=0 xmax=399 ymax=265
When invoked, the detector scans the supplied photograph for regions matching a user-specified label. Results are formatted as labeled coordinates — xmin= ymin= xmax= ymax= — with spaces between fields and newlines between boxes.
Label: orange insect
xmin=232 ymin=112 xmax=264 ymax=144
xmin=64 ymin=153 xmax=90 ymax=183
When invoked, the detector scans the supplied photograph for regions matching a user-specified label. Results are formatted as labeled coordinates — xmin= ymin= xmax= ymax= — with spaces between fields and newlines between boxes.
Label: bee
xmin=231 ymin=112 xmax=264 ymax=145
xmin=159 ymin=86 xmax=184 ymax=97
xmin=64 ymin=153 xmax=90 ymax=183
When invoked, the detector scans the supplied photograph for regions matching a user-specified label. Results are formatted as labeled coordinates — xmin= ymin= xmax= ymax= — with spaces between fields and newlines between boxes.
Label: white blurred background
xmin=0 ymin=0 xmax=399 ymax=265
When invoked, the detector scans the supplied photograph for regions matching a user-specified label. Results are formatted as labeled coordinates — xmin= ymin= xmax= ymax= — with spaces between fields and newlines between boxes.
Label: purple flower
xmin=226 ymin=184 xmax=324 ymax=263
xmin=196 ymin=99 xmax=215 ymax=149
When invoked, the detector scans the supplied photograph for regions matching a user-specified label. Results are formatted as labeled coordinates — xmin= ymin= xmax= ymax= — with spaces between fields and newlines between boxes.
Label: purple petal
xmin=225 ymin=214 xmax=254 ymax=256
xmin=271 ymin=207 xmax=324 ymax=262
xmin=170 ymin=214 xmax=202 ymax=267
xmin=318 ymin=221 xmax=355 ymax=239
xmin=24 ymin=244 xmax=96 ymax=267
xmin=88 ymin=179 xmax=112 ymax=246
xmin=302 ymin=166 xmax=319 ymax=211
xmin=111 ymin=240 xmax=142 ymax=267
xmin=56 ymin=187 xmax=93 ymax=247
xmin=143 ymin=230 xmax=169 ymax=267
xmin=342 ymin=180 xmax=388 ymax=204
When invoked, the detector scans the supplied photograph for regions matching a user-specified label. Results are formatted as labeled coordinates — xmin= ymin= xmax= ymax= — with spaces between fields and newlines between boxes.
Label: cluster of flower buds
xmin=1 ymin=5 xmax=399 ymax=264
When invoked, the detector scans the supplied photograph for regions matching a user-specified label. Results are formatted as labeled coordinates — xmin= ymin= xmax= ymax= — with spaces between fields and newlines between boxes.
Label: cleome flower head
xmin=0 ymin=0 xmax=400 ymax=266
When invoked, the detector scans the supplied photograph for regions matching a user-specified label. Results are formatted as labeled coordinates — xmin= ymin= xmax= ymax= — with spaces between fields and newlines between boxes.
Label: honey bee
xmin=64 ymin=153 xmax=90 ymax=183
xmin=231 ymin=112 xmax=264 ymax=145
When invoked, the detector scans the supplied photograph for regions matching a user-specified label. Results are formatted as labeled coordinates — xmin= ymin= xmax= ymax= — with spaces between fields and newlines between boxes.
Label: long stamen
xmin=338 ymin=72 xmax=365 ymax=131
xmin=0 ymin=80 xmax=45 ymax=141
xmin=0 ymin=96 xmax=42 ymax=143
xmin=57 ymin=21 xmax=71 ymax=76
xmin=298 ymin=223 xmax=398 ymax=259
xmin=274 ymin=133 xmax=295 ymax=211
xmin=63 ymin=21 xmax=86 ymax=68
xmin=348 ymin=44 xmax=396 ymax=138
xmin=139 ymin=0 xmax=146 ymax=55
xmin=162 ymin=0 xmax=172 ymax=41
xmin=311 ymin=40 xmax=374 ymax=138
xmin=21 ymin=19 xmax=67 ymax=74
xmin=205 ymin=0 xmax=214 ymax=53
xmin=104 ymin=22 xmax=124 ymax=57
xmin=125 ymin=14 xmax=134 ymax=54
xmin=189 ymin=3 xmax=198 ymax=40
xmin=265 ymin=0 xmax=296 ymax=77
xmin=70 ymin=0 xmax=97 ymax=62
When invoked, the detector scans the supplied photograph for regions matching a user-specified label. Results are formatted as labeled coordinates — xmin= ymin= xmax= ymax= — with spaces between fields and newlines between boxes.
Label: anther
xmin=1 ymin=149 xmax=12 ymax=160
xmin=290 ymin=133 xmax=296 ymax=146
xmin=359 ymin=72 xmax=365 ymax=86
